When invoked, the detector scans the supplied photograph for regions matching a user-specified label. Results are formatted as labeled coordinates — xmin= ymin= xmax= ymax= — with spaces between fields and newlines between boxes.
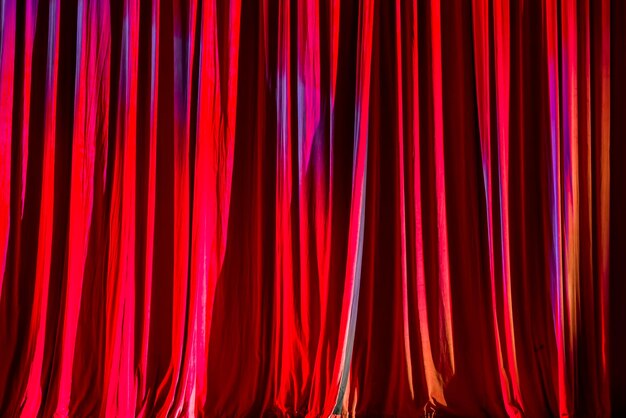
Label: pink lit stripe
xmin=274 ymin=0 xmax=296 ymax=410
xmin=330 ymin=0 xmax=339 ymax=105
xmin=298 ymin=0 xmax=321 ymax=389
xmin=102 ymin=0 xmax=139 ymax=415
xmin=296 ymin=0 xmax=320 ymax=329
xmin=21 ymin=0 xmax=60 ymax=414
xmin=545 ymin=0 xmax=568 ymax=414
xmin=0 ymin=0 xmax=15 ymax=297
xmin=19 ymin=0 xmax=39 ymax=218
xmin=560 ymin=1 xmax=580 ymax=411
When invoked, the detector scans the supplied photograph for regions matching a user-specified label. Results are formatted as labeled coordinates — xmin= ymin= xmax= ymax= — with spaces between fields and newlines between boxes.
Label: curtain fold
xmin=0 ymin=0 xmax=625 ymax=416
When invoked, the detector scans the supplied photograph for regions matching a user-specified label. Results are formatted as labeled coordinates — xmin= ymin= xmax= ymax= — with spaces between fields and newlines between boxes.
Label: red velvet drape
xmin=1 ymin=0 xmax=625 ymax=416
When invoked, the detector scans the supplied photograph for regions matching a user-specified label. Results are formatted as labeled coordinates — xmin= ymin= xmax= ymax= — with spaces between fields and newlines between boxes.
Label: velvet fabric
xmin=0 ymin=0 xmax=625 ymax=416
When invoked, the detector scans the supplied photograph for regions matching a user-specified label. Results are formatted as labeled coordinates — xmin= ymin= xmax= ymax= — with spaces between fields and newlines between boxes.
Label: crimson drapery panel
xmin=0 ymin=0 xmax=625 ymax=416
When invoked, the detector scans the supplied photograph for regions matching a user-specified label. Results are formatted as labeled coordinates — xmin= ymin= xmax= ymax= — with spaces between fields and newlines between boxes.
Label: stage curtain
xmin=0 ymin=0 xmax=625 ymax=416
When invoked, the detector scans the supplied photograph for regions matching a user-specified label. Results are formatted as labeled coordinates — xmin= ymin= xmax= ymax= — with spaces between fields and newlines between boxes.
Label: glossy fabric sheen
xmin=0 ymin=0 xmax=625 ymax=416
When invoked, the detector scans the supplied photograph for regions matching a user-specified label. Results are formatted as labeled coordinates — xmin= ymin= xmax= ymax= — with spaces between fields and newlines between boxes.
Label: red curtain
xmin=1 ymin=0 xmax=625 ymax=416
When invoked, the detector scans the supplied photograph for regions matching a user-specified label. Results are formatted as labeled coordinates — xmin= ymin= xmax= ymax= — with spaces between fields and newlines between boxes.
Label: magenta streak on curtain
xmin=274 ymin=0 xmax=295 ymax=411
xmin=545 ymin=0 xmax=569 ymax=415
xmin=310 ymin=4 xmax=330 ymax=363
xmin=51 ymin=0 xmax=109 ymax=414
xmin=0 ymin=0 xmax=16 ymax=296
xmin=430 ymin=0 xmax=454 ymax=396
xmin=19 ymin=0 xmax=60 ymax=415
xmin=296 ymin=0 xmax=320 ymax=289
xmin=332 ymin=0 xmax=374 ymax=414
xmin=102 ymin=0 xmax=138 ymax=415
xmin=136 ymin=0 xmax=158 ymax=413
xmin=393 ymin=0 xmax=414 ymax=401
xmin=560 ymin=1 xmax=580 ymax=412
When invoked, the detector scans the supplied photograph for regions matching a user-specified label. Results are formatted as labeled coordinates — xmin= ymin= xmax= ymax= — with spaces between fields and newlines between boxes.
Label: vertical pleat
xmin=429 ymin=0 xmax=455 ymax=395
xmin=411 ymin=0 xmax=444 ymax=407
xmin=296 ymin=0 xmax=320 ymax=285
xmin=394 ymin=0 xmax=413 ymax=404
xmin=18 ymin=0 xmax=39 ymax=219
xmin=152 ymin=0 xmax=197 ymax=415
xmin=190 ymin=0 xmax=218 ymax=412
xmin=0 ymin=2 xmax=14 ymax=274
xmin=576 ymin=0 xmax=596 ymax=412
xmin=595 ymin=0 xmax=611 ymax=414
xmin=544 ymin=1 xmax=568 ymax=415
xmin=0 ymin=0 xmax=15 ymax=292
xmin=560 ymin=1 xmax=580 ymax=414
xmin=471 ymin=0 xmax=523 ymax=415
xmin=192 ymin=0 xmax=240 ymax=415
xmin=102 ymin=0 xmax=138 ymax=415
xmin=135 ymin=0 xmax=158 ymax=412
xmin=19 ymin=1 xmax=60 ymax=415
xmin=68 ymin=1 xmax=111 ymax=414
xmin=274 ymin=0 xmax=295 ymax=412
xmin=332 ymin=0 xmax=374 ymax=414
xmin=492 ymin=1 xmax=524 ymax=414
